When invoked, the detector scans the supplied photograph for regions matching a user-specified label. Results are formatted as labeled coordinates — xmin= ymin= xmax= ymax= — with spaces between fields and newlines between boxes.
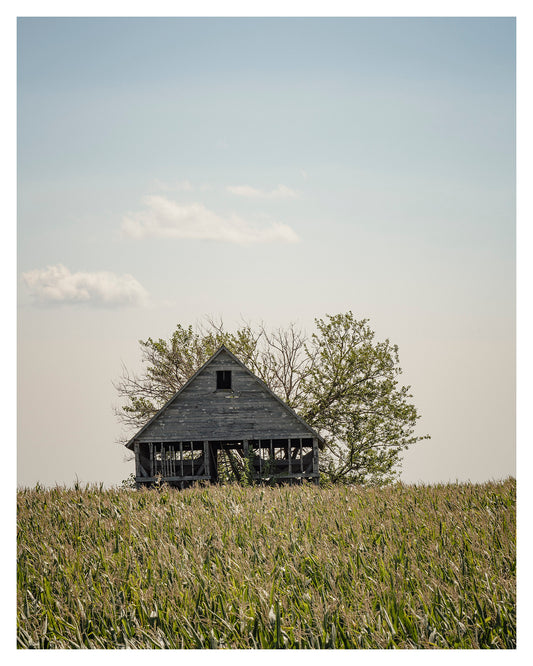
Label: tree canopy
xmin=115 ymin=313 xmax=429 ymax=484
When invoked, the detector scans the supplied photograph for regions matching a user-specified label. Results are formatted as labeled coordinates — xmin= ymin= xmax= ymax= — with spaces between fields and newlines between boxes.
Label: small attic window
xmin=216 ymin=370 xmax=232 ymax=390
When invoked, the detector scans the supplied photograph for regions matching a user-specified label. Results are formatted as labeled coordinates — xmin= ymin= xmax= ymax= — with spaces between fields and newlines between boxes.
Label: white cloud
xmin=22 ymin=264 xmax=149 ymax=307
xmin=227 ymin=184 xmax=299 ymax=199
xmin=121 ymin=195 xmax=299 ymax=244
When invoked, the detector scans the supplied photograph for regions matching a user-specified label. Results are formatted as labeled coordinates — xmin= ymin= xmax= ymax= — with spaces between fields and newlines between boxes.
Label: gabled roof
xmin=125 ymin=344 xmax=324 ymax=449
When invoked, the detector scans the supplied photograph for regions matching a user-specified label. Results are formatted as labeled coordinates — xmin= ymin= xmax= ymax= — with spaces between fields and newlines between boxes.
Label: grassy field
xmin=17 ymin=478 xmax=515 ymax=649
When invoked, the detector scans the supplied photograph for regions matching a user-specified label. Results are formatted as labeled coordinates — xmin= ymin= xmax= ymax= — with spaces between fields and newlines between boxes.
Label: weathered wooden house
xmin=126 ymin=345 xmax=322 ymax=488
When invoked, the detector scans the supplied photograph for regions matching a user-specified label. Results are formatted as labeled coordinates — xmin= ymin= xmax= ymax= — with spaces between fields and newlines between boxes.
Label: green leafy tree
xmin=115 ymin=313 xmax=429 ymax=484
xmin=299 ymin=313 xmax=430 ymax=484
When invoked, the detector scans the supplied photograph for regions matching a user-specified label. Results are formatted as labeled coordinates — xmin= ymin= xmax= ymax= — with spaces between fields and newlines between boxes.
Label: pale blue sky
xmin=17 ymin=17 xmax=516 ymax=487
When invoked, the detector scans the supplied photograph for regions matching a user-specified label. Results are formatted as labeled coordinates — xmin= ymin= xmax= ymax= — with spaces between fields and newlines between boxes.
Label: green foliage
xmin=115 ymin=313 xmax=429 ymax=485
xmin=120 ymin=473 xmax=136 ymax=490
xmin=17 ymin=479 xmax=516 ymax=648
xmin=242 ymin=447 xmax=256 ymax=488
xmin=300 ymin=313 xmax=430 ymax=484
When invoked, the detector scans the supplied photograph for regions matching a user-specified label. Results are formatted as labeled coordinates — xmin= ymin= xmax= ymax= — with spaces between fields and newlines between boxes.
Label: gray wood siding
xmin=134 ymin=350 xmax=314 ymax=442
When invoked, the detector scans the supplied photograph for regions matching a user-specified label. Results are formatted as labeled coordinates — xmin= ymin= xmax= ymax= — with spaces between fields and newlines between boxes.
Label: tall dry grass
xmin=17 ymin=479 xmax=515 ymax=648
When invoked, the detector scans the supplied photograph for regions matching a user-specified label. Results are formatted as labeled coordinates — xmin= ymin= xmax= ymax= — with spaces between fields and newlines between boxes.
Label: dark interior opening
xmin=216 ymin=370 xmax=232 ymax=390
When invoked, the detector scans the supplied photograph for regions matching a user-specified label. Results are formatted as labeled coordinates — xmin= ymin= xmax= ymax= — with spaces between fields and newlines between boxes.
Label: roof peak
xmin=126 ymin=341 xmax=324 ymax=449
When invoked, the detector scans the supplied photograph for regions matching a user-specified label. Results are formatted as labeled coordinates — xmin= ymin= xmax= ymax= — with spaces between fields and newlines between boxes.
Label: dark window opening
xmin=217 ymin=370 xmax=232 ymax=390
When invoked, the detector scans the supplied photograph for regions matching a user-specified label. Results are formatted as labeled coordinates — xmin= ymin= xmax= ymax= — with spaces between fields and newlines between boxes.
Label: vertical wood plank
xmin=180 ymin=441 xmax=184 ymax=476
xmin=204 ymin=441 xmax=210 ymax=478
xmin=134 ymin=441 xmax=140 ymax=479
xmin=149 ymin=442 xmax=154 ymax=477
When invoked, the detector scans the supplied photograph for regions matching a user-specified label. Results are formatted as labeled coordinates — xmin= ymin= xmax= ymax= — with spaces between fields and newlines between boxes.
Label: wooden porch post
xmin=313 ymin=437 xmax=319 ymax=484
xmin=134 ymin=441 xmax=140 ymax=480
xmin=204 ymin=441 xmax=210 ymax=479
